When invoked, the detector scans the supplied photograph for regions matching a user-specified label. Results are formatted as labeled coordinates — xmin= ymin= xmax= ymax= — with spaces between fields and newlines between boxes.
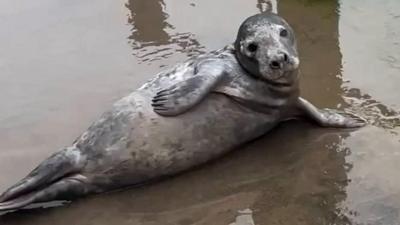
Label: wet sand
xmin=0 ymin=0 xmax=399 ymax=224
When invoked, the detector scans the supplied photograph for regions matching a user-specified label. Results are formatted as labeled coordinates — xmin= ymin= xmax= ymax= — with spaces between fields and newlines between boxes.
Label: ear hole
xmin=247 ymin=43 xmax=258 ymax=53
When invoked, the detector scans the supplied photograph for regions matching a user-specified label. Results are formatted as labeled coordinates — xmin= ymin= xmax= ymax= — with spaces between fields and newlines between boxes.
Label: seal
xmin=0 ymin=12 xmax=365 ymax=211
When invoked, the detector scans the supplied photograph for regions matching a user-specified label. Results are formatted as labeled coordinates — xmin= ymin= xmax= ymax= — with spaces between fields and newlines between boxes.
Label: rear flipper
xmin=0 ymin=175 xmax=89 ymax=211
xmin=0 ymin=147 xmax=86 ymax=211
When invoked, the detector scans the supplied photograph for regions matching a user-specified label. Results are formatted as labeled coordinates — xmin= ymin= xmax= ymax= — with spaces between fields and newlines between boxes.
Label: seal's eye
xmin=280 ymin=29 xmax=288 ymax=37
xmin=247 ymin=43 xmax=258 ymax=53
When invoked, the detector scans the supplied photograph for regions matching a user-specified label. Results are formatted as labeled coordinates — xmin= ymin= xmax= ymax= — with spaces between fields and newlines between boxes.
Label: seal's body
xmin=74 ymin=45 xmax=299 ymax=191
xmin=0 ymin=13 xmax=365 ymax=211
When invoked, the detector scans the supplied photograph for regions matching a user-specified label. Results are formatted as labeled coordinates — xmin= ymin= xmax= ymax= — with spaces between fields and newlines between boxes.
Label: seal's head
xmin=235 ymin=12 xmax=299 ymax=84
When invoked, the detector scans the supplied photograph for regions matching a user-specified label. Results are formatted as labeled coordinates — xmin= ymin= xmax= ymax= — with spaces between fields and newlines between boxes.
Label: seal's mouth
xmin=263 ymin=69 xmax=285 ymax=81
xmin=261 ymin=70 xmax=297 ymax=86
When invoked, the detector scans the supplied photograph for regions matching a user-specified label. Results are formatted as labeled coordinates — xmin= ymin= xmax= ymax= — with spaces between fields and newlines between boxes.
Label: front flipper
xmin=152 ymin=61 xmax=226 ymax=116
xmin=297 ymin=97 xmax=367 ymax=128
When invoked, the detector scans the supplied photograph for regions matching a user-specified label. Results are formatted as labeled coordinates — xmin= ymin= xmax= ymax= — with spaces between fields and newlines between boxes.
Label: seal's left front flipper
xmin=296 ymin=97 xmax=367 ymax=128
xmin=152 ymin=61 xmax=226 ymax=116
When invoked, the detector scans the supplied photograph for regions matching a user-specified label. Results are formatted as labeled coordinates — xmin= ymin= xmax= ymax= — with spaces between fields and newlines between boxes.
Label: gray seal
xmin=0 ymin=12 xmax=365 ymax=211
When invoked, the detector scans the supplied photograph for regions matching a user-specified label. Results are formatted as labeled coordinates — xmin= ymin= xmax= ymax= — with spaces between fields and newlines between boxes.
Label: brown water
xmin=0 ymin=0 xmax=399 ymax=224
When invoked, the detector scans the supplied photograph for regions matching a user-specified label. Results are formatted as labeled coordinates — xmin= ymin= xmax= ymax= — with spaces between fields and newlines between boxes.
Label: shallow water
xmin=0 ymin=0 xmax=399 ymax=224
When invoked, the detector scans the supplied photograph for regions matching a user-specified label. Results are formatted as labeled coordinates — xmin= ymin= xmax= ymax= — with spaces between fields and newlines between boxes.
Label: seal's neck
xmin=266 ymin=71 xmax=300 ymax=103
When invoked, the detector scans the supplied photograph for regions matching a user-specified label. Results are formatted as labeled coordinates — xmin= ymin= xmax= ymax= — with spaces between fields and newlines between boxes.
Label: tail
xmin=0 ymin=147 xmax=88 ymax=211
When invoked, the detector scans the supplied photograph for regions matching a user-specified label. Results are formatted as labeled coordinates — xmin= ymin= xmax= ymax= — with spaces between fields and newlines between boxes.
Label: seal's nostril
xmin=270 ymin=61 xmax=281 ymax=69
xmin=283 ymin=53 xmax=288 ymax=62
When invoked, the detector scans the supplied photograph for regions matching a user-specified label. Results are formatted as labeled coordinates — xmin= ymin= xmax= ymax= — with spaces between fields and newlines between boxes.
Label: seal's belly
xmin=79 ymin=91 xmax=278 ymax=188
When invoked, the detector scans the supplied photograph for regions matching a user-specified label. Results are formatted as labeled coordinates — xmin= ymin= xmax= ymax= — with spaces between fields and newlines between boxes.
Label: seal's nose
xmin=269 ymin=52 xmax=289 ymax=70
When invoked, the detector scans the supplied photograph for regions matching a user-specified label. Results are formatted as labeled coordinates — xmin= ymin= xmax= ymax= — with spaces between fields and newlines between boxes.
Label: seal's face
xmin=235 ymin=13 xmax=299 ymax=84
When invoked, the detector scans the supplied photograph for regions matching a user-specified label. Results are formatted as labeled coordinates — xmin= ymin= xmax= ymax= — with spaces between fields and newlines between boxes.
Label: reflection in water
xmin=256 ymin=0 xmax=272 ymax=13
xmin=126 ymin=0 xmax=171 ymax=44
xmin=229 ymin=209 xmax=255 ymax=225
xmin=280 ymin=0 xmax=344 ymax=107
xmin=277 ymin=0 xmax=351 ymax=224
xmin=256 ymin=0 xmax=278 ymax=13
xmin=125 ymin=0 xmax=205 ymax=64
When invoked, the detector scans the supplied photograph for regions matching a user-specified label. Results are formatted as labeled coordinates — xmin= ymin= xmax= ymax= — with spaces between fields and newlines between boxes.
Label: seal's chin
xmin=260 ymin=70 xmax=286 ymax=83
xmin=259 ymin=63 xmax=298 ymax=84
